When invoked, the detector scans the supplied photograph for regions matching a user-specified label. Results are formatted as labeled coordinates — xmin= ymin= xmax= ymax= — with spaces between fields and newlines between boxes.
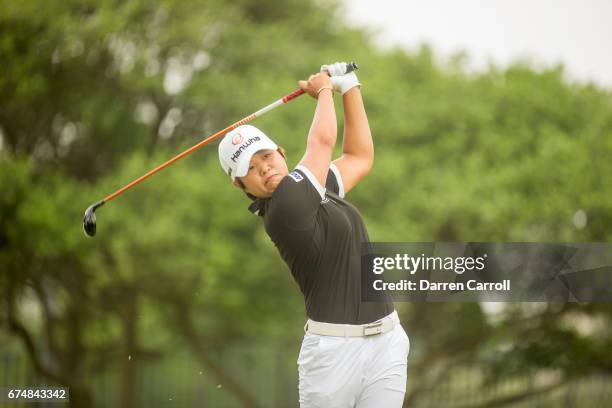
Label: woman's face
xmin=235 ymin=149 xmax=289 ymax=198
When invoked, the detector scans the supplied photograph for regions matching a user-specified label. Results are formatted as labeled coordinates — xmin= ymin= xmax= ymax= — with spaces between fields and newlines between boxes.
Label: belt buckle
xmin=363 ymin=321 xmax=384 ymax=336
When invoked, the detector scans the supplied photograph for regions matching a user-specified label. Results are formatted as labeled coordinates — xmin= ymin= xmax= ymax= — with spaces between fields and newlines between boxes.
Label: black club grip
xmin=345 ymin=61 xmax=359 ymax=73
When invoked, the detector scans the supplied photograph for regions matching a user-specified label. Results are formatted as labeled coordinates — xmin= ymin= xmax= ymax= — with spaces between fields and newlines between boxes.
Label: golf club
xmin=83 ymin=62 xmax=359 ymax=237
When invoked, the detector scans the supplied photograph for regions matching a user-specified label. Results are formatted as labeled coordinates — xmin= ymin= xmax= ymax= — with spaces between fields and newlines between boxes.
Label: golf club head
xmin=83 ymin=200 xmax=105 ymax=237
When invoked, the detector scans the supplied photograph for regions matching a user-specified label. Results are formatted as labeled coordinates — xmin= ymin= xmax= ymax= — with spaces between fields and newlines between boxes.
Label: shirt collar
xmin=248 ymin=198 xmax=267 ymax=217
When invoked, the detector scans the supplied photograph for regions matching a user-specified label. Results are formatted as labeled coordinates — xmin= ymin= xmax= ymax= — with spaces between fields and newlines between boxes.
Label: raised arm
xmin=297 ymin=72 xmax=337 ymax=188
xmin=333 ymin=86 xmax=373 ymax=194
xmin=322 ymin=62 xmax=372 ymax=195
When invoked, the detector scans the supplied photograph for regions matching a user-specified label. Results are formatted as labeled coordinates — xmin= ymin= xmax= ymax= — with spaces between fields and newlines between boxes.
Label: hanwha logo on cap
xmin=232 ymin=133 xmax=244 ymax=145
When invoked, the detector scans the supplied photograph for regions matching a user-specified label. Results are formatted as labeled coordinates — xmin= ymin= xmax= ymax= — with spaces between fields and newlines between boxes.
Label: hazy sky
xmin=345 ymin=0 xmax=612 ymax=88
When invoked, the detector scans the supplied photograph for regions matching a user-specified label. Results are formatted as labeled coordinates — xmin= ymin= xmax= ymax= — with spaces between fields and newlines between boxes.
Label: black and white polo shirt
xmin=252 ymin=163 xmax=394 ymax=324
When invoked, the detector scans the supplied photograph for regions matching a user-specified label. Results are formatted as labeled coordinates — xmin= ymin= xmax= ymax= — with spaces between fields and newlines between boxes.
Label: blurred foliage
xmin=1 ymin=0 xmax=612 ymax=407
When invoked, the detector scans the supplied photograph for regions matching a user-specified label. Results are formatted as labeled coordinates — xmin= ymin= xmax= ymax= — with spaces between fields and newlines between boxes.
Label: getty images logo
xmin=230 ymin=136 xmax=261 ymax=163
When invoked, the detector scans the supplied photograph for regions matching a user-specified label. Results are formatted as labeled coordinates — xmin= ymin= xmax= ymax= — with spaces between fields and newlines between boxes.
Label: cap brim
xmin=233 ymin=141 xmax=278 ymax=179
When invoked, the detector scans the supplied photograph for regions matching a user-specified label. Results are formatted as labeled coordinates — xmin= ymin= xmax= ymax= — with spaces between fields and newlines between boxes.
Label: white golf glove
xmin=320 ymin=61 xmax=360 ymax=95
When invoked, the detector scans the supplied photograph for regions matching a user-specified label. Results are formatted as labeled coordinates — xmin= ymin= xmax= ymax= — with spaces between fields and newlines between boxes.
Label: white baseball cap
xmin=218 ymin=125 xmax=278 ymax=180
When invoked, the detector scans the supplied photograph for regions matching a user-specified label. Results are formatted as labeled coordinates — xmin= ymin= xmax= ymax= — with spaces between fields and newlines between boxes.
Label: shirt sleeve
xmin=325 ymin=163 xmax=345 ymax=198
xmin=266 ymin=168 xmax=324 ymax=231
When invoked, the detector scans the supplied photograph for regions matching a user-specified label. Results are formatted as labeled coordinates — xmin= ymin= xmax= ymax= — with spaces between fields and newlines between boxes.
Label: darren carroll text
xmin=373 ymin=279 xmax=512 ymax=291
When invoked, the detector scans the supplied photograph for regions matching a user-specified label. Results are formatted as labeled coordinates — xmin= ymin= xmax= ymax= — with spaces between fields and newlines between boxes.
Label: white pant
xmin=297 ymin=312 xmax=410 ymax=408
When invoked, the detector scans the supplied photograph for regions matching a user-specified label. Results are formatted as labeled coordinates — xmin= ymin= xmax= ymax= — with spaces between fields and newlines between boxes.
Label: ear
xmin=232 ymin=179 xmax=243 ymax=190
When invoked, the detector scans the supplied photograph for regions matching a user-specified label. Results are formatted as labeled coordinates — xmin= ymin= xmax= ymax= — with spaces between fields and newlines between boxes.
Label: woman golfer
xmin=218 ymin=62 xmax=409 ymax=407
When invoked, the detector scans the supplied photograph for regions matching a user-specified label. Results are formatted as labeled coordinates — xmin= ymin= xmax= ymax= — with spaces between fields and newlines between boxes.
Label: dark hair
xmin=237 ymin=147 xmax=286 ymax=201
